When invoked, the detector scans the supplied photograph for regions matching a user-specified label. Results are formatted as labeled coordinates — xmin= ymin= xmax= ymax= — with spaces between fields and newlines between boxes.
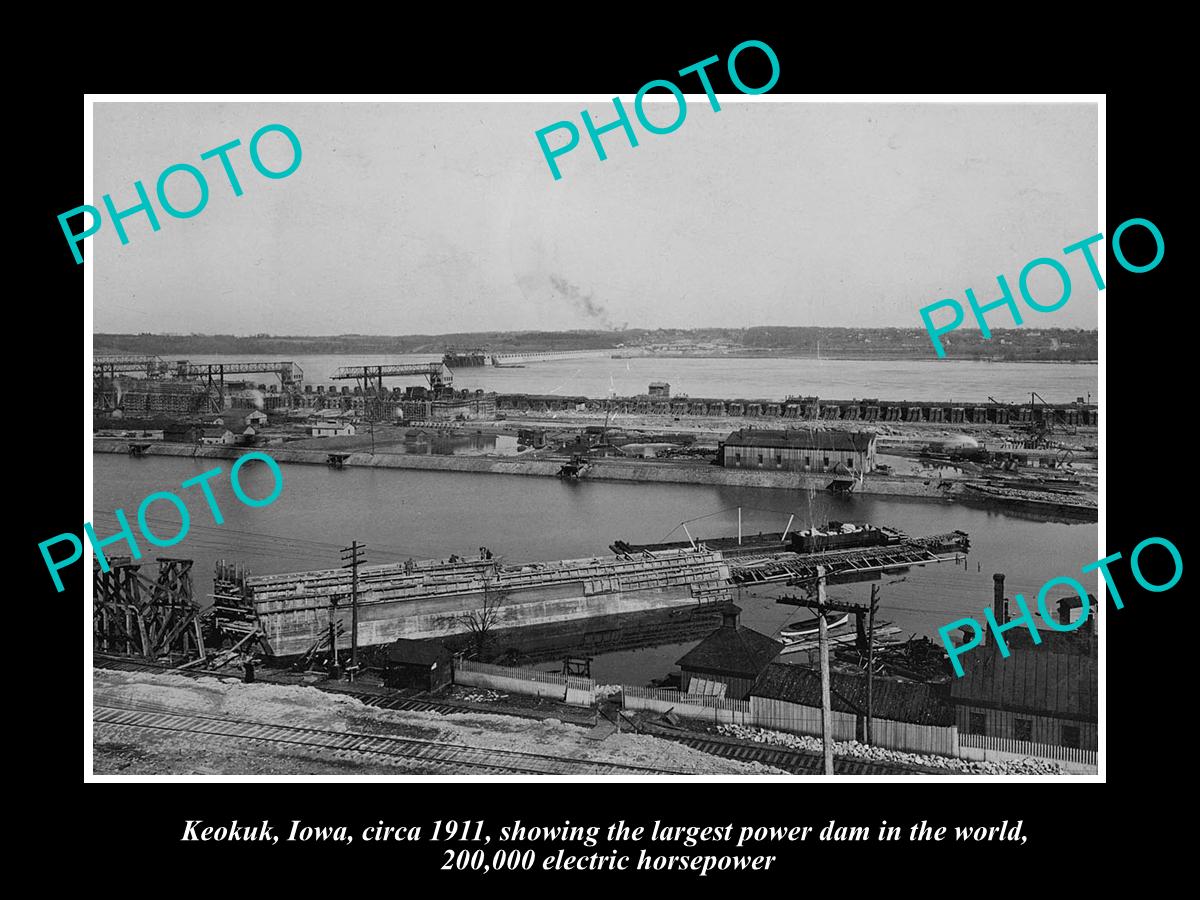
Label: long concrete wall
xmin=258 ymin=583 xmax=715 ymax=657
xmin=91 ymin=440 xmax=964 ymax=499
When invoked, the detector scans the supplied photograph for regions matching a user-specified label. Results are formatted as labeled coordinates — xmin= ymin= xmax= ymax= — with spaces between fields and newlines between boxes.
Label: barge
xmin=610 ymin=521 xmax=906 ymax=558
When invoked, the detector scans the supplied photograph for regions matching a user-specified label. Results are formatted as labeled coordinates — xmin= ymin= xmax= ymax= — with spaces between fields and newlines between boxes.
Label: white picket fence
xmin=621 ymin=685 xmax=752 ymax=725
xmin=959 ymin=733 xmax=1097 ymax=767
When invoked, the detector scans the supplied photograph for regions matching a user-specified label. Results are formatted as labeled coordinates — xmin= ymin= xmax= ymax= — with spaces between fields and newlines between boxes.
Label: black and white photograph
xmin=83 ymin=96 xmax=1103 ymax=780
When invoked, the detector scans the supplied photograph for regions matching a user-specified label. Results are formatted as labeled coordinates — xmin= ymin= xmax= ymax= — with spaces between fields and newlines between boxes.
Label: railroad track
xmin=93 ymin=656 xmax=943 ymax=775
xmin=94 ymin=703 xmax=690 ymax=776
xmin=658 ymin=732 xmax=947 ymax=776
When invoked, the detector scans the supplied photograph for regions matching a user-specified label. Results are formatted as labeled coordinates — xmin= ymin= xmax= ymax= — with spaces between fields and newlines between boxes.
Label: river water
xmin=91 ymin=453 xmax=1099 ymax=685
xmin=179 ymin=353 xmax=1098 ymax=404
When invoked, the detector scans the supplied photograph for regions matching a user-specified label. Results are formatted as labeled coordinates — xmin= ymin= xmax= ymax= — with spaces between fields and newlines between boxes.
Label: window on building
xmin=804 ymin=456 xmax=811 ymax=468
xmin=1014 ymin=718 xmax=1032 ymax=741
xmin=734 ymin=452 xmax=741 ymax=464
xmin=1062 ymin=725 xmax=1081 ymax=749
xmin=823 ymin=456 xmax=830 ymax=468
xmin=967 ymin=712 xmax=986 ymax=735
xmin=775 ymin=454 xmax=782 ymax=465
xmin=757 ymin=453 xmax=763 ymax=464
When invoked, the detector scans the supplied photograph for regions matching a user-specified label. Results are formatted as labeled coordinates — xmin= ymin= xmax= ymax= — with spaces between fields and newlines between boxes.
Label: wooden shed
xmin=385 ymin=639 xmax=453 ymax=692
xmin=675 ymin=607 xmax=782 ymax=700
xmin=950 ymin=648 xmax=1097 ymax=751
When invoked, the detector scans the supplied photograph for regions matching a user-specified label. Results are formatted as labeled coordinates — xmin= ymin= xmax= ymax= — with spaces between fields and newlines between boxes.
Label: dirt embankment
xmin=92 ymin=670 xmax=785 ymax=776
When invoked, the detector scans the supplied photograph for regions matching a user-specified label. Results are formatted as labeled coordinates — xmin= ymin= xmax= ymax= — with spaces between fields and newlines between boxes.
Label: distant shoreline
xmin=91 ymin=346 xmax=1098 ymax=365
xmin=91 ymin=327 xmax=1099 ymax=364
xmin=611 ymin=353 xmax=1098 ymax=364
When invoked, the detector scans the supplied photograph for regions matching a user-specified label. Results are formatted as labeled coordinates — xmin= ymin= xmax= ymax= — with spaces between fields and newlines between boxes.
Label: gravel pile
xmin=454 ymin=689 xmax=509 ymax=703
xmin=716 ymin=724 xmax=1065 ymax=775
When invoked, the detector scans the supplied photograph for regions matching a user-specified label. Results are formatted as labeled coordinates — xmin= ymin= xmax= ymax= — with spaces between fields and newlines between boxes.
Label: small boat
xmin=780 ymin=613 xmax=849 ymax=639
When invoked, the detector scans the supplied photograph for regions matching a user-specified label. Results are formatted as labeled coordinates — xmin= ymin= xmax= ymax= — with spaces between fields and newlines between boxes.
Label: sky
xmin=92 ymin=101 xmax=1099 ymax=334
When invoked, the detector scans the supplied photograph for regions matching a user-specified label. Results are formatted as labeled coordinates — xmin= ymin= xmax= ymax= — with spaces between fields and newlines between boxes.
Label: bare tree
xmin=453 ymin=578 xmax=507 ymax=659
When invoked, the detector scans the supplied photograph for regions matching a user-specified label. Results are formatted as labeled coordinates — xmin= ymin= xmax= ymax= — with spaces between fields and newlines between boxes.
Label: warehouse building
xmin=719 ymin=428 xmax=878 ymax=473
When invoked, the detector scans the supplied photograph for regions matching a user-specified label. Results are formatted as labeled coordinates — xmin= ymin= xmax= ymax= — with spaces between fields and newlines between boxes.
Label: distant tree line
xmin=94 ymin=327 xmax=1097 ymax=361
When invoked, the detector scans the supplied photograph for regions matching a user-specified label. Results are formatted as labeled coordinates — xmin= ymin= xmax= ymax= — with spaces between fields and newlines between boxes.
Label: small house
xmin=198 ymin=426 xmax=235 ymax=445
xmin=675 ymin=606 xmax=782 ymax=700
xmin=308 ymin=422 xmax=356 ymax=438
xmin=385 ymin=639 xmax=454 ymax=691
xmin=244 ymin=410 xmax=269 ymax=427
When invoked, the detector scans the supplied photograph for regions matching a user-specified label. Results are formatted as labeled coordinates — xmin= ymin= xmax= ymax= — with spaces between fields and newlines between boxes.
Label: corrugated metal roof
xmin=950 ymin=648 xmax=1097 ymax=718
xmin=724 ymin=429 xmax=876 ymax=452
xmin=750 ymin=663 xmax=955 ymax=726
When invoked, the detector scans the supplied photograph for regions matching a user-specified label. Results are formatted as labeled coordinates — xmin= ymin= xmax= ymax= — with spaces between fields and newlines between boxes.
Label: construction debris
xmin=715 ymin=723 xmax=1064 ymax=774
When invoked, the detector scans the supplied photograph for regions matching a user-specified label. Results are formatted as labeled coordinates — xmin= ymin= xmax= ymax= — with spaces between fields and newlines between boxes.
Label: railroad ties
xmin=93 ymin=704 xmax=688 ymax=776
xmin=91 ymin=655 xmax=945 ymax=776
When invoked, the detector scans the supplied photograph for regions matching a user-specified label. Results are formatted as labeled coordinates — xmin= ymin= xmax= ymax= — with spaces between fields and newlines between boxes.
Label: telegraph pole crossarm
xmin=340 ymin=541 xmax=367 ymax=681
xmin=867 ymin=583 xmax=879 ymax=745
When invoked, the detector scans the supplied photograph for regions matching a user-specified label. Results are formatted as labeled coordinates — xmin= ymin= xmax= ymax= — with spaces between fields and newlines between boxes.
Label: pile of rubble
xmin=454 ymin=688 xmax=509 ymax=703
xmin=716 ymin=724 xmax=1065 ymax=775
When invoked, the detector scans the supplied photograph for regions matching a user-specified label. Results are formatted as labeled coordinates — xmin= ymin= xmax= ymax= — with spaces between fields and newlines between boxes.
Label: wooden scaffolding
xmin=93 ymin=557 xmax=205 ymax=662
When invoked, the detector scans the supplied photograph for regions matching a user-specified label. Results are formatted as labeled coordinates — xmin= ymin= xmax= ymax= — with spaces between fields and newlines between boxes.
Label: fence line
xmin=959 ymin=733 xmax=1097 ymax=765
xmin=621 ymin=686 xmax=751 ymax=725
xmin=622 ymin=685 xmax=750 ymax=713
xmin=449 ymin=662 xmax=1091 ymax=767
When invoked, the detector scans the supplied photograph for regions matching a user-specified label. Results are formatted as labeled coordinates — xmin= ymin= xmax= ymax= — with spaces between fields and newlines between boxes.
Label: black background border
xmin=32 ymin=28 xmax=1179 ymax=878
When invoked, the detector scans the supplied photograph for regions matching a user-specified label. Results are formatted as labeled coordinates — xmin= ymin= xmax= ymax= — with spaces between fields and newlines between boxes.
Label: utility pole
xmin=341 ymin=541 xmax=366 ymax=680
xmin=329 ymin=598 xmax=340 ymax=677
xmin=776 ymin=565 xmax=879 ymax=776
xmin=866 ymin=583 xmax=879 ymax=745
xmin=816 ymin=565 xmax=833 ymax=775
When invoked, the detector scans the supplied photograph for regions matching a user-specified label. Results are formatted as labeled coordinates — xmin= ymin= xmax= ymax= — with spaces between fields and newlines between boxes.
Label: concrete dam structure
xmin=496 ymin=394 xmax=1098 ymax=426
xmin=216 ymin=549 xmax=734 ymax=658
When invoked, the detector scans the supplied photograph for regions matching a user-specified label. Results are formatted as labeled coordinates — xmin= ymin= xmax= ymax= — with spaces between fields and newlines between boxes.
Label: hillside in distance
xmin=94 ymin=327 xmax=1097 ymax=362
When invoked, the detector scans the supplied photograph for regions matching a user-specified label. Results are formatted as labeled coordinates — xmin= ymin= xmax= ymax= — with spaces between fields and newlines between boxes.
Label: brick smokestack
xmin=991 ymin=574 xmax=1008 ymax=645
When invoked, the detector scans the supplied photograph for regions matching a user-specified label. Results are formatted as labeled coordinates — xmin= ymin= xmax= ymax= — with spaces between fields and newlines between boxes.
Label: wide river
xmin=180 ymin=353 xmax=1098 ymax=404
xmin=91 ymin=453 xmax=1100 ymax=686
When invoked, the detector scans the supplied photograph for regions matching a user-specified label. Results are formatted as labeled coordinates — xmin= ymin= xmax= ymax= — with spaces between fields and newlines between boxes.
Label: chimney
xmin=1057 ymin=594 xmax=1095 ymax=633
xmin=721 ymin=605 xmax=742 ymax=629
xmin=991 ymin=574 xmax=1008 ymax=645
